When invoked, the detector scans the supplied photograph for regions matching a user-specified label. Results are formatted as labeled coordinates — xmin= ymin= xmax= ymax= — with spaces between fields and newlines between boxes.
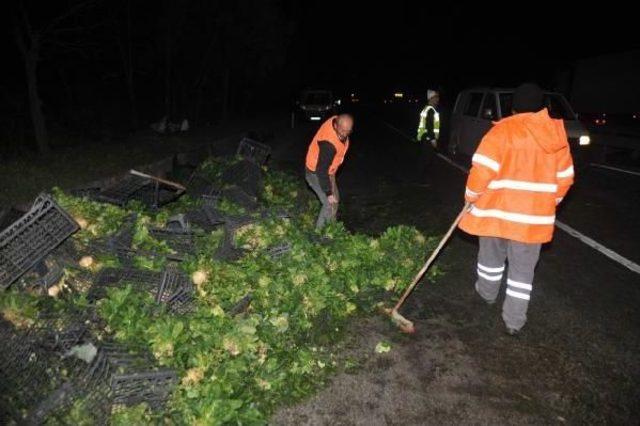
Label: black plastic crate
xmin=89 ymin=267 xmax=162 ymax=302
xmin=154 ymin=266 xmax=194 ymax=314
xmin=221 ymin=186 xmax=259 ymax=211
xmin=0 ymin=194 xmax=79 ymax=290
xmin=26 ymin=341 xmax=177 ymax=423
xmin=0 ymin=320 xmax=90 ymax=424
xmin=69 ymin=185 xmax=102 ymax=200
xmin=33 ymin=260 xmax=64 ymax=289
xmin=93 ymin=172 xmax=185 ymax=209
xmin=23 ymin=308 xmax=98 ymax=355
xmin=203 ymin=205 xmax=226 ymax=225
xmin=13 ymin=239 xmax=81 ymax=292
xmin=186 ymin=172 xmax=220 ymax=198
xmin=236 ymin=137 xmax=271 ymax=166
xmin=229 ymin=293 xmax=252 ymax=316
xmin=149 ymin=228 xmax=203 ymax=260
xmin=94 ymin=174 xmax=149 ymax=206
xmin=221 ymin=159 xmax=263 ymax=197
xmin=90 ymin=343 xmax=177 ymax=410
xmin=267 ymin=242 xmax=292 ymax=259
xmin=184 ymin=206 xmax=226 ymax=232
xmin=213 ymin=216 xmax=257 ymax=261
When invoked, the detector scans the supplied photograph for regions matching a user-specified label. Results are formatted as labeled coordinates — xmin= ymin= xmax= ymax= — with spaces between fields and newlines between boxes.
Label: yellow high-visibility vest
xmin=417 ymin=105 xmax=440 ymax=141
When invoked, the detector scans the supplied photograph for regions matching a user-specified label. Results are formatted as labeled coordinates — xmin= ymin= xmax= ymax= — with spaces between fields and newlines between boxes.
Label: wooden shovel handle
xmin=130 ymin=169 xmax=186 ymax=191
xmin=392 ymin=202 xmax=471 ymax=312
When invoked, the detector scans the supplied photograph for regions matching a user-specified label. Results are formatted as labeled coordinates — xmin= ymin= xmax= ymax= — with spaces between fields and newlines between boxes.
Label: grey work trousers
xmin=305 ymin=171 xmax=339 ymax=230
xmin=475 ymin=236 xmax=541 ymax=331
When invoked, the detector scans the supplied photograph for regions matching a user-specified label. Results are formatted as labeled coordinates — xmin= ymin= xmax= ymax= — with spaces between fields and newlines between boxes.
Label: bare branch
xmin=41 ymin=0 xmax=99 ymax=36
xmin=18 ymin=0 xmax=34 ymax=37
xmin=49 ymin=19 xmax=109 ymax=35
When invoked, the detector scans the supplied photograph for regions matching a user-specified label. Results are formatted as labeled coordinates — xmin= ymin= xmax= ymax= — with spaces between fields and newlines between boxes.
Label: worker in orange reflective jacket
xmin=458 ymin=83 xmax=575 ymax=336
xmin=305 ymin=114 xmax=353 ymax=230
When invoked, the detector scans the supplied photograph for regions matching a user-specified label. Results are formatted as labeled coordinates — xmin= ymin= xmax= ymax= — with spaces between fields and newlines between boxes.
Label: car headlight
xmin=579 ymin=135 xmax=590 ymax=146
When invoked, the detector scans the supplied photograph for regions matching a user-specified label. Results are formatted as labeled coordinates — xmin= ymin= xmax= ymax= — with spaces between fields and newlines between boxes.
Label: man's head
xmin=428 ymin=90 xmax=440 ymax=106
xmin=332 ymin=114 xmax=353 ymax=142
xmin=513 ymin=83 xmax=544 ymax=114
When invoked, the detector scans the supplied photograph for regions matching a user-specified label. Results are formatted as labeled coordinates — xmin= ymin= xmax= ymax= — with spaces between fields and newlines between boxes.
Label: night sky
xmin=2 ymin=0 xmax=638 ymax=143
xmin=289 ymin=2 xmax=639 ymax=96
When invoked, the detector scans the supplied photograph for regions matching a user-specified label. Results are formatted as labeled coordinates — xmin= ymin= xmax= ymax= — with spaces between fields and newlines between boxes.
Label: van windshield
xmin=303 ymin=92 xmax=332 ymax=105
xmin=499 ymin=93 xmax=575 ymax=120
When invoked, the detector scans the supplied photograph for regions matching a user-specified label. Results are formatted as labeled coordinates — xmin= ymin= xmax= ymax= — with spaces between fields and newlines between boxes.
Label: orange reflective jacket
xmin=305 ymin=116 xmax=350 ymax=175
xmin=459 ymin=109 xmax=575 ymax=243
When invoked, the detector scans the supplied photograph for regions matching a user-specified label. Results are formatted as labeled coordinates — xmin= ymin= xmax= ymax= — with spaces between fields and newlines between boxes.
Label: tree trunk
xmin=24 ymin=40 xmax=50 ymax=156
xmin=221 ymin=67 xmax=230 ymax=123
xmin=125 ymin=0 xmax=137 ymax=130
xmin=164 ymin=21 xmax=172 ymax=122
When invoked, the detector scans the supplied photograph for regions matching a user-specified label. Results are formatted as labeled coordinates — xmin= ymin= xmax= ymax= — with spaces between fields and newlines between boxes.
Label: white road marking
xmin=590 ymin=163 xmax=640 ymax=177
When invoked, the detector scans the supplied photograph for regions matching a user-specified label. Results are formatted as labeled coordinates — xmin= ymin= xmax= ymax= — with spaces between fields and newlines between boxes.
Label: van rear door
xmin=459 ymin=91 xmax=485 ymax=155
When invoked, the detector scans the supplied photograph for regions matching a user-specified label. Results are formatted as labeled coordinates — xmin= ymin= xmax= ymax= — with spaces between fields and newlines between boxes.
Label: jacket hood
xmin=510 ymin=108 xmax=567 ymax=154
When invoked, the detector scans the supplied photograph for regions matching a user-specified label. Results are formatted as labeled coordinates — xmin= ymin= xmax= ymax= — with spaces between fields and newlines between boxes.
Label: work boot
xmin=505 ymin=327 xmax=520 ymax=337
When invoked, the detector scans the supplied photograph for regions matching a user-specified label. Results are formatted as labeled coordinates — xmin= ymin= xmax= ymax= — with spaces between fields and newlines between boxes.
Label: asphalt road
xmin=272 ymin=107 xmax=640 ymax=425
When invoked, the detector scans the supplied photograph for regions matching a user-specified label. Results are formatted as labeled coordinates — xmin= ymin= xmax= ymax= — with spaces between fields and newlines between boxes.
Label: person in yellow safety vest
xmin=417 ymin=90 xmax=440 ymax=148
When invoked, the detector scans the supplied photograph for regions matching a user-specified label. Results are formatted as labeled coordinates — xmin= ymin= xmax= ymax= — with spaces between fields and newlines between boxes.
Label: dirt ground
xmin=0 ymin=115 xmax=285 ymax=207
xmin=270 ymin=108 xmax=640 ymax=425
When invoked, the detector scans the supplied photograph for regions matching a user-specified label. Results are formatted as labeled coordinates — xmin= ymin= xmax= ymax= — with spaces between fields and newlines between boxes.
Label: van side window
xmin=499 ymin=93 xmax=513 ymax=118
xmin=481 ymin=93 xmax=497 ymax=120
xmin=464 ymin=93 xmax=483 ymax=117
xmin=544 ymin=94 xmax=574 ymax=120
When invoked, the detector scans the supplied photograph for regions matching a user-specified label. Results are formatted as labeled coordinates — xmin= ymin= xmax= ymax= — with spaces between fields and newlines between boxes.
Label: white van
xmin=449 ymin=88 xmax=591 ymax=160
xmin=295 ymin=89 xmax=336 ymax=123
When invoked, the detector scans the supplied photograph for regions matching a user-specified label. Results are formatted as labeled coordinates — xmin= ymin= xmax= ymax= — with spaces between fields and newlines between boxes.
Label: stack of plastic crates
xmin=236 ymin=137 xmax=271 ymax=166
xmin=90 ymin=265 xmax=194 ymax=314
xmin=0 ymin=194 xmax=79 ymax=290
xmin=92 ymin=172 xmax=184 ymax=209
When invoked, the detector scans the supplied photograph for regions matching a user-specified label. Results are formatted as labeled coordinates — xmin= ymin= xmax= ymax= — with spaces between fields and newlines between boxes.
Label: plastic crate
xmin=0 ymin=194 xmax=79 ymax=290
xmin=94 ymin=174 xmax=149 ymax=206
xmin=221 ymin=186 xmax=259 ymax=211
xmin=25 ymin=341 xmax=177 ymax=423
xmin=203 ymin=205 xmax=226 ymax=225
xmin=221 ymin=159 xmax=263 ymax=197
xmin=267 ymin=242 xmax=292 ymax=259
xmin=149 ymin=228 xmax=202 ymax=260
xmin=14 ymin=240 xmax=80 ymax=292
xmin=93 ymin=172 xmax=184 ymax=208
xmin=236 ymin=137 xmax=271 ymax=166
xmin=90 ymin=343 xmax=177 ymax=409
xmin=186 ymin=172 xmax=219 ymax=198
xmin=89 ymin=267 xmax=162 ymax=302
xmin=213 ymin=216 xmax=257 ymax=261
xmin=33 ymin=260 xmax=64 ymax=289
xmin=154 ymin=266 xmax=194 ymax=314
xmin=69 ymin=185 xmax=102 ymax=200
xmin=0 ymin=319 xmax=90 ymax=424
xmin=201 ymin=193 xmax=221 ymax=207
xmin=229 ymin=293 xmax=252 ymax=316
xmin=184 ymin=206 xmax=226 ymax=231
